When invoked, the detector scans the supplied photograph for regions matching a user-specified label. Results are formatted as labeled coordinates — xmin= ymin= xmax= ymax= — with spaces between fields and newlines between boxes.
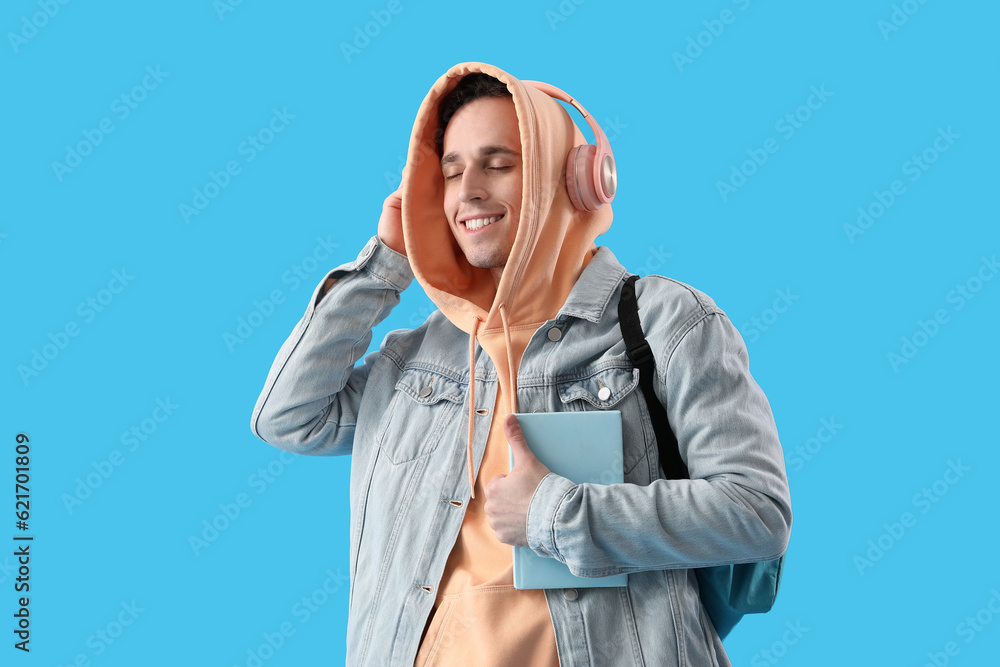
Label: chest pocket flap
xmin=377 ymin=366 xmax=466 ymax=464
xmin=556 ymin=365 xmax=639 ymax=409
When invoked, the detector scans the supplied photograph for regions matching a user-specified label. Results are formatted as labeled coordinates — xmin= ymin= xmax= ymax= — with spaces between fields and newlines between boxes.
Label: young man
xmin=251 ymin=62 xmax=792 ymax=666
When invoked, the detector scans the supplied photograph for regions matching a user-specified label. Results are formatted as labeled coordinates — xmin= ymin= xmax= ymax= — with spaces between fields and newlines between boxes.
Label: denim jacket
xmin=250 ymin=234 xmax=792 ymax=666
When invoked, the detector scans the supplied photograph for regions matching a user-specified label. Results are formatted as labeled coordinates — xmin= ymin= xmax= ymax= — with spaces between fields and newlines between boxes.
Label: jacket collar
xmin=557 ymin=246 xmax=627 ymax=323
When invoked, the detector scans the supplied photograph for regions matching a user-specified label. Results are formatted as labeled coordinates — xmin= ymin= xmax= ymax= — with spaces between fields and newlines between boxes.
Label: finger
xmin=504 ymin=414 xmax=534 ymax=464
xmin=504 ymin=414 xmax=525 ymax=442
xmin=485 ymin=473 xmax=506 ymax=496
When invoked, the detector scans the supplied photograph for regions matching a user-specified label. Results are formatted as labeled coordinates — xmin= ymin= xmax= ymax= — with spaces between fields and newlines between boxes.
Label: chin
xmin=464 ymin=253 xmax=503 ymax=270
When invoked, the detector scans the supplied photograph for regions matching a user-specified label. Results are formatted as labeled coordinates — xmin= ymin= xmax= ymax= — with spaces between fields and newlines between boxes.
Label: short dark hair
xmin=435 ymin=73 xmax=512 ymax=156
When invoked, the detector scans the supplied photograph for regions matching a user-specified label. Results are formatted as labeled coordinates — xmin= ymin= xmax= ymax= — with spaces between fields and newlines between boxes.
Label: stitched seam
xmin=358 ymin=454 xmax=428 ymax=659
xmin=620 ymin=585 xmax=646 ymax=666
xmin=519 ymin=360 xmax=634 ymax=386
xmin=361 ymin=262 xmax=407 ymax=291
xmin=660 ymin=310 xmax=721 ymax=385
xmin=667 ymin=570 xmax=687 ymax=667
xmin=548 ymin=481 xmax=577 ymax=563
xmin=251 ymin=316 xmax=309 ymax=438
xmin=554 ymin=370 xmax=639 ymax=407
xmin=424 ymin=598 xmax=455 ymax=663
xmin=479 ymin=320 xmax=548 ymax=335
xmin=640 ymin=274 xmax=720 ymax=315
xmin=559 ymin=260 xmax=627 ymax=322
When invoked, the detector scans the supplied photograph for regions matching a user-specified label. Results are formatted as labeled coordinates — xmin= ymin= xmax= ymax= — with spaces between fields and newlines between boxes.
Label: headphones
xmin=522 ymin=80 xmax=617 ymax=211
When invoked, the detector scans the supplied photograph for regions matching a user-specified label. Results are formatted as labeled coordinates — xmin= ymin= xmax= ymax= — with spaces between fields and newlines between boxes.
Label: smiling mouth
xmin=462 ymin=214 xmax=504 ymax=231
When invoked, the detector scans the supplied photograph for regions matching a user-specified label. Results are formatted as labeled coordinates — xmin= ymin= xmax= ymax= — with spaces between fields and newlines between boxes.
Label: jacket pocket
xmin=555 ymin=365 xmax=638 ymax=409
xmin=375 ymin=366 xmax=466 ymax=464
xmin=555 ymin=365 xmax=649 ymax=476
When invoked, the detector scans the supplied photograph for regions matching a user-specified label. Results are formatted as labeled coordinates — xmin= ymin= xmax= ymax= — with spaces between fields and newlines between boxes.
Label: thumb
xmin=505 ymin=414 xmax=535 ymax=466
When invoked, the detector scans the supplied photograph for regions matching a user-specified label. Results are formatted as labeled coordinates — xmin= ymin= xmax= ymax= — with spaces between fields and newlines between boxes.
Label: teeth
xmin=464 ymin=215 xmax=500 ymax=231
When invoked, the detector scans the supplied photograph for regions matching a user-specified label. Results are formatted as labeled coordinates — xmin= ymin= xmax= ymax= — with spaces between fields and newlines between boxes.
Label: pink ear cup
xmin=522 ymin=79 xmax=617 ymax=212
xmin=566 ymin=144 xmax=599 ymax=211
xmin=566 ymin=144 xmax=617 ymax=211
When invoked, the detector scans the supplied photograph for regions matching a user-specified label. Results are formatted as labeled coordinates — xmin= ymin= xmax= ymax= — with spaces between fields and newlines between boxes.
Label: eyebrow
xmin=440 ymin=145 xmax=520 ymax=167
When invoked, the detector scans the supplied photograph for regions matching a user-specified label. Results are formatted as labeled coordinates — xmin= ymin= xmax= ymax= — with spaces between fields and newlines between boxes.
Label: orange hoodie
xmin=401 ymin=62 xmax=613 ymax=665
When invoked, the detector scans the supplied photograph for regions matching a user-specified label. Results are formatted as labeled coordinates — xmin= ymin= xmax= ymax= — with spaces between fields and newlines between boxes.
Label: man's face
xmin=440 ymin=96 xmax=522 ymax=275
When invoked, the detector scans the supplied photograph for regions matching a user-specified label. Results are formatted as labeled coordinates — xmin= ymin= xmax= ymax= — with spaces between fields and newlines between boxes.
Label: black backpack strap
xmin=618 ymin=274 xmax=690 ymax=480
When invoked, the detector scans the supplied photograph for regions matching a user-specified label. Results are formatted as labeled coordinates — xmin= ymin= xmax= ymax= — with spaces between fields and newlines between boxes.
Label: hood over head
xmin=400 ymin=62 xmax=614 ymax=496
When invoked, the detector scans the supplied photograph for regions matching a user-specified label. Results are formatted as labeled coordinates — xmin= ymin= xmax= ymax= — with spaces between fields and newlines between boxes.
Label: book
xmin=510 ymin=410 xmax=629 ymax=590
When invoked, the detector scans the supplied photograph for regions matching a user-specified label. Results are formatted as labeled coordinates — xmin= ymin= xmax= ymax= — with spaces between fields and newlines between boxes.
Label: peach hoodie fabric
xmin=401 ymin=62 xmax=613 ymax=665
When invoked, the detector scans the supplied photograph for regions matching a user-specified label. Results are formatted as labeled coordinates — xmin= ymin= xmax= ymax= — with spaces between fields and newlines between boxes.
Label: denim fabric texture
xmin=251 ymin=235 xmax=792 ymax=666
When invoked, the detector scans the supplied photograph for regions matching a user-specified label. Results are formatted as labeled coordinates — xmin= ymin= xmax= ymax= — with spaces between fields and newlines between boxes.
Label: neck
xmin=490 ymin=265 xmax=505 ymax=289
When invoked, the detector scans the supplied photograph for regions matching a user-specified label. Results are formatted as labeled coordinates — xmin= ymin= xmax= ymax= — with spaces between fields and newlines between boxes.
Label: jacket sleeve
xmin=249 ymin=235 xmax=413 ymax=456
xmin=524 ymin=308 xmax=792 ymax=577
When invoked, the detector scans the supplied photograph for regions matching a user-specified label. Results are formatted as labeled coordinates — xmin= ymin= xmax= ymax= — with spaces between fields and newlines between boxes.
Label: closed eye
xmin=444 ymin=166 xmax=512 ymax=180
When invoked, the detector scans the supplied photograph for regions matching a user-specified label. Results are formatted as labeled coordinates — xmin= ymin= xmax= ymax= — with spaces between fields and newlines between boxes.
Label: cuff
xmin=362 ymin=235 xmax=413 ymax=292
xmin=310 ymin=235 xmax=413 ymax=308
xmin=525 ymin=472 xmax=577 ymax=561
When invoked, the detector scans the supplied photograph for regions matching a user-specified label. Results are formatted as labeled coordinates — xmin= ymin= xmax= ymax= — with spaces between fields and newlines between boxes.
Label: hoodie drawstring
xmin=465 ymin=307 xmax=519 ymax=500
xmin=467 ymin=316 xmax=481 ymax=499
xmin=498 ymin=304 xmax=518 ymax=414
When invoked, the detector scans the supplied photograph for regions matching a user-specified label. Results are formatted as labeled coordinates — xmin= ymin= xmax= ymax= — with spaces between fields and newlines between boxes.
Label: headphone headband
xmin=522 ymin=80 xmax=617 ymax=210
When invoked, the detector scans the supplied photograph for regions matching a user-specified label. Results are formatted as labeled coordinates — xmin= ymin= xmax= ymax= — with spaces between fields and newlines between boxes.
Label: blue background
xmin=3 ymin=1 xmax=998 ymax=665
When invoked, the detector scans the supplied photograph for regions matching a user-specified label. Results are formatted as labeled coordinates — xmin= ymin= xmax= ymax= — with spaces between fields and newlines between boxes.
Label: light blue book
xmin=510 ymin=410 xmax=629 ymax=590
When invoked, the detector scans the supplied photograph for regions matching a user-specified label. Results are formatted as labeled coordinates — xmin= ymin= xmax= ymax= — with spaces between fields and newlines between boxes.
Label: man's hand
xmin=321 ymin=183 xmax=405 ymax=300
xmin=377 ymin=184 xmax=405 ymax=256
xmin=484 ymin=414 xmax=551 ymax=547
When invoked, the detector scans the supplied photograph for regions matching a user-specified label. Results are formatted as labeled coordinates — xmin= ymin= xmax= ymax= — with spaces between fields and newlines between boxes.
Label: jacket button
xmin=563 ymin=588 xmax=578 ymax=601
xmin=547 ymin=327 xmax=562 ymax=342
xmin=597 ymin=386 xmax=611 ymax=401
xmin=418 ymin=384 xmax=432 ymax=398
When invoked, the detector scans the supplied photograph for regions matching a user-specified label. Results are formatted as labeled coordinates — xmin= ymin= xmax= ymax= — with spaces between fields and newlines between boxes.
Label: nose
xmin=457 ymin=169 xmax=489 ymax=203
